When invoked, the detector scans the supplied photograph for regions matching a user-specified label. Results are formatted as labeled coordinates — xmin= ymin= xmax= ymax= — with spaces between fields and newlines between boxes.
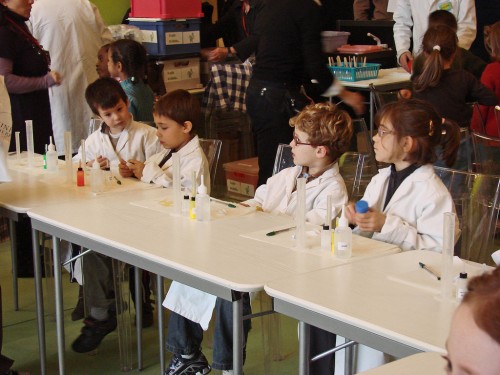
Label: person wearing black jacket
xmin=246 ymin=0 xmax=364 ymax=187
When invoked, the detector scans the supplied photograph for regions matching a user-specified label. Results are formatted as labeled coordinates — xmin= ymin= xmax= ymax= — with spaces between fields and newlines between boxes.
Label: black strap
xmin=158 ymin=151 xmax=173 ymax=168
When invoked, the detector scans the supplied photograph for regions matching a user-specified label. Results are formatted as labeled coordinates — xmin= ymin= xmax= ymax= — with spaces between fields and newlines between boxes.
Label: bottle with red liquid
xmin=77 ymin=161 xmax=85 ymax=186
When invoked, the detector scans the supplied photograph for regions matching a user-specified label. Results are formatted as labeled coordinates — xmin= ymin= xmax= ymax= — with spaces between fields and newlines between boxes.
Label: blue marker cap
xmin=355 ymin=200 xmax=369 ymax=213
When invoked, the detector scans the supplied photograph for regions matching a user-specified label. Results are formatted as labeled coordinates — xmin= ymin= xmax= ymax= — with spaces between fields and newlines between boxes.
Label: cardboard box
xmin=223 ymin=157 xmax=259 ymax=200
xmin=161 ymin=56 xmax=202 ymax=91
xmin=130 ymin=0 xmax=203 ymax=19
xmin=129 ymin=18 xmax=201 ymax=57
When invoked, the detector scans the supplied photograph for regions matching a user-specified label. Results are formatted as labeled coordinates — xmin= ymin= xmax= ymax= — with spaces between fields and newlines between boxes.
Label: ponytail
xmin=439 ymin=119 xmax=460 ymax=168
xmin=413 ymin=46 xmax=443 ymax=92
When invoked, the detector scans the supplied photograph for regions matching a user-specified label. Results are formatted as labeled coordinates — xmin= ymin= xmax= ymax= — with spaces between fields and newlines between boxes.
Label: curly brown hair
xmin=289 ymin=102 xmax=353 ymax=163
xmin=484 ymin=21 xmax=500 ymax=62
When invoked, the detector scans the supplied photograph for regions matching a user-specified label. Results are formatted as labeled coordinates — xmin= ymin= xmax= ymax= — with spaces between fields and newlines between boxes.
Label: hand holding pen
xmin=118 ymin=159 xmax=134 ymax=178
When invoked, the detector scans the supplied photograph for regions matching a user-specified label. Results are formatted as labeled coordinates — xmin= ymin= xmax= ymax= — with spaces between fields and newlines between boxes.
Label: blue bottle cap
xmin=355 ymin=200 xmax=369 ymax=213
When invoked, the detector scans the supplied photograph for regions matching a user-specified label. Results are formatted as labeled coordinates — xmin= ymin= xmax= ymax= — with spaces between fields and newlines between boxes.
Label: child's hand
xmin=97 ymin=156 xmax=109 ymax=169
xmin=354 ymin=209 xmax=386 ymax=232
xmin=118 ymin=159 xmax=133 ymax=177
xmin=127 ymin=159 xmax=145 ymax=179
xmin=345 ymin=203 xmax=357 ymax=225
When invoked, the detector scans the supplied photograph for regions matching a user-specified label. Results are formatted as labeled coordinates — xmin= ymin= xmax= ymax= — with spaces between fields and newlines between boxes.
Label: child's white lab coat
xmin=141 ymin=135 xmax=210 ymax=191
xmin=245 ymin=164 xmax=348 ymax=225
xmin=355 ymin=164 xmax=459 ymax=251
xmin=73 ymin=120 xmax=161 ymax=166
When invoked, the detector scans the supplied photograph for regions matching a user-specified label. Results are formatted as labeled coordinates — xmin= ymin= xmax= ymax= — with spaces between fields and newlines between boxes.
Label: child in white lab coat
xmin=346 ymin=98 xmax=460 ymax=251
xmin=163 ymin=102 xmax=353 ymax=375
xmin=245 ymin=101 xmax=352 ymax=225
xmin=342 ymin=99 xmax=461 ymax=373
xmin=71 ymin=77 xmax=161 ymax=354
xmin=127 ymin=89 xmax=210 ymax=191
xmin=73 ymin=77 xmax=161 ymax=172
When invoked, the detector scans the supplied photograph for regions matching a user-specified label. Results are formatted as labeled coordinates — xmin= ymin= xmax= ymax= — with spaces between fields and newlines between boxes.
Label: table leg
xmin=344 ymin=344 xmax=354 ymax=375
xmin=135 ymin=267 xmax=143 ymax=370
xmin=232 ymin=296 xmax=243 ymax=375
xmin=9 ymin=219 xmax=18 ymax=311
xmin=298 ymin=321 xmax=310 ymax=375
xmin=32 ymin=228 xmax=46 ymax=375
xmin=157 ymin=275 xmax=165 ymax=375
xmin=369 ymin=91 xmax=374 ymax=136
xmin=52 ymin=236 xmax=65 ymax=375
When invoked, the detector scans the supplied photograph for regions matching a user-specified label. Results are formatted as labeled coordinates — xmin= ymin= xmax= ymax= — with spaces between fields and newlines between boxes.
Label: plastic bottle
xmin=456 ymin=272 xmax=468 ymax=301
xmin=182 ymin=194 xmax=190 ymax=217
xmin=46 ymin=136 xmax=58 ymax=172
xmin=355 ymin=200 xmax=369 ymax=214
xmin=334 ymin=205 xmax=352 ymax=259
xmin=77 ymin=161 xmax=85 ymax=187
xmin=103 ymin=161 xmax=113 ymax=185
xmin=189 ymin=196 xmax=196 ymax=219
xmin=90 ymin=157 xmax=104 ymax=193
xmin=321 ymin=224 xmax=331 ymax=252
xmin=196 ymin=175 xmax=210 ymax=221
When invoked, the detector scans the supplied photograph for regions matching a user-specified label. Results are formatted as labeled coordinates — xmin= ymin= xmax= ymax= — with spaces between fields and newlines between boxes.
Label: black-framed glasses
xmin=292 ymin=132 xmax=313 ymax=146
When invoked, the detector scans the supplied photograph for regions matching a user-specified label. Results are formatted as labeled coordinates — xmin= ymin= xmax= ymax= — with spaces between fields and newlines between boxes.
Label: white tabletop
xmin=28 ymin=188 xmax=400 ymax=296
xmin=343 ymin=67 xmax=410 ymax=90
xmin=358 ymin=352 xmax=446 ymax=375
xmin=265 ymin=251 xmax=486 ymax=357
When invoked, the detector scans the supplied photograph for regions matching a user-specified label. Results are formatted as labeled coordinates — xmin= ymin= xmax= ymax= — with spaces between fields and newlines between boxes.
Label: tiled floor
xmin=0 ymin=240 xmax=300 ymax=375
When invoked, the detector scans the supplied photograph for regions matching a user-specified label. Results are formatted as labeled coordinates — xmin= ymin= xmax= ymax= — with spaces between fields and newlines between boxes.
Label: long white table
xmin=0 ymin=156 xmax=158 ymax=375
xmin=27 ymin=187 xmax=400 ymax=375
xmin=265 ymin=251 xmax=485 ymax=375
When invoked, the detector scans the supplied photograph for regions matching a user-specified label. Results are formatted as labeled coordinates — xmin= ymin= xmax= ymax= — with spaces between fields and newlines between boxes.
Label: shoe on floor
xmin=71 ymin=314 xmax=117 ymax=353
xmin=165 ymin=351 xmax=211 ymax=375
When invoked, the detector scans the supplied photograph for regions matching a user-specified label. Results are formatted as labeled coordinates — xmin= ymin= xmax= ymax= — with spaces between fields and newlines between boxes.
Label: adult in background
xmin=246 ymin=0 xmax=364 ymax=187
xmin=30 ymin=0 xmax=112 ymax=155
xmin=0 ymin=0 xmax=61 ymax=155
xmin=393 ymin=0 xmax=477 ymax=72
xmin=354 ymin=0 xmax=393 ymax=21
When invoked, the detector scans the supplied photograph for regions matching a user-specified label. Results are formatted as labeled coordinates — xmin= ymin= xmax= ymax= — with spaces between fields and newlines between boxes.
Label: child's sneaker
xmin=165 ymin=351 xmax=211 ymax=375
xmin=71 ymin=314 xmax=117 ymax=353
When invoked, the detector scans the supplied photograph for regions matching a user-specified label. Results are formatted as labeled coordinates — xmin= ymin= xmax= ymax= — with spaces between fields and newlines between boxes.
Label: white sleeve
xmin=305 ymin=182 xmax=348 ymax=226
xmin=456 ymin=0 xmax=477 ymax=50
xmin=244 ymin=184 xmax=267 ymax=208
xmin=141 ymin=159 xmax=170 ymax=186
xmin=393 ymin=0 xmax=413 ymax=59
xmin=91 ymin=2 xmax=113 ymax=44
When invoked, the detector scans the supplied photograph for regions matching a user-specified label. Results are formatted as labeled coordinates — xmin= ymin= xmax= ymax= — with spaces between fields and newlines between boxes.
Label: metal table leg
xmin=135 ymin=267 xmax=143 ymax=370
xmin=298 ymin=321 xmax=311 ymax=375
xmin=157 ymin=275 xmax=165 ymax=375
xmin=9 ymin=219 xmax=18 ymax=311
xmin=52 ymin=236 xmax=65 ymax=375
xmin=32 ymin=228 xmax=46 ymax=375
xmin=232 ymin=295 xmax=243 ymax=375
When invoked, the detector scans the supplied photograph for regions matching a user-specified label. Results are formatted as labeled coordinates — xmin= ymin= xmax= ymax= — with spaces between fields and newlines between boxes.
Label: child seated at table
xmin=71 ymin=77 xmax=162 ymax=354
xmin=346 ymin=99 xmax=460 ymax=251
xmin=73 ymin=77 xmax=161 ymax=171
xmin=163 ymin=102 xmax=352 ymax=375
xmin=126 ymin=89 xmax=210 ymax=190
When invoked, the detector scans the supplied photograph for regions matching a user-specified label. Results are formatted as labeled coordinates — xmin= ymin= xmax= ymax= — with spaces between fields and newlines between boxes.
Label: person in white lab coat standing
xmin=30 ymin=0 xmax=112 ymax=155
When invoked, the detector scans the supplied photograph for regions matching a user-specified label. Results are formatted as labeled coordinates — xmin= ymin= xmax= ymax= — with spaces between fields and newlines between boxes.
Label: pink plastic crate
xmin=130 ymin=0 xmax=203 ymax=19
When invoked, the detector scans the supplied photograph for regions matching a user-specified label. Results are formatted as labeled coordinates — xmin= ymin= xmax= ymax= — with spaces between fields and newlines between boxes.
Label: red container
xmin=130 ymin=0 xmax=203 ymax=19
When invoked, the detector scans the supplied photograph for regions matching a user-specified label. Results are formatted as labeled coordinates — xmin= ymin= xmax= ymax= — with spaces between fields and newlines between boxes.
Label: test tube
xmin=326 ymin=195 xmax=332 ymax=227
xmin=15 ymin=131 xmax=20 ymax=161
xmin=172 ymin=153 xmax=182 ymax=215
xmin=64 ymin=132 xmax=72 ymax=183
xmin=441 ymin=212 xmax=456 ymax=300
xmin=25 ymin=120 xmax=34 ymax=167
xmin=295 ymin=177 xmax=306 ymax=249
xmin=81 ymin=139 xmax=86 ymax=169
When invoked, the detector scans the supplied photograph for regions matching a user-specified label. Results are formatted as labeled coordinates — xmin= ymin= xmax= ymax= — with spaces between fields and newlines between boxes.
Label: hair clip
xmin=428 ymin=120 xmax=434 ymax=136
xmin=433 ymin=45 xmax=441 ymax=52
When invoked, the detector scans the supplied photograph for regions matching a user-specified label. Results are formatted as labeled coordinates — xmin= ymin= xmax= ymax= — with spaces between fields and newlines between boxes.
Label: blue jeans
xmin=165 ymin=294 xmax=252 ymax=371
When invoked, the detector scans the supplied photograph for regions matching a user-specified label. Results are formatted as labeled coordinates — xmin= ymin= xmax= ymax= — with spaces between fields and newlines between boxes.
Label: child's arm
xmin=242 ymin=184 xmax=266 ymax=209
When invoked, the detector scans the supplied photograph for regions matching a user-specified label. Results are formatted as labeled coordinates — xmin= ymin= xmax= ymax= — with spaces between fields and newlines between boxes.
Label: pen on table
xmin=419 ymin=262 xmax=441 ymax=281
xmin=266 ymin=226 xmax=295 ymax=237
xmin=113 ymin=176 xmax=122 ymax=185
xmin=210 ymin=197 xmax=237 ymax=208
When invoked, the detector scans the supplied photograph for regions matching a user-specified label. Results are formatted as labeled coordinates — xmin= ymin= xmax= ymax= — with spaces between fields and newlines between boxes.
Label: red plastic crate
xmin=130 ymin=0 xmax=203 ymax=19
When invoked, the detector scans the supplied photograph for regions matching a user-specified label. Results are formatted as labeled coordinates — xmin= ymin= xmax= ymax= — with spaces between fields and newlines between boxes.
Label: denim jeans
xmin=165 ymin=294 xmax=252 ymax=371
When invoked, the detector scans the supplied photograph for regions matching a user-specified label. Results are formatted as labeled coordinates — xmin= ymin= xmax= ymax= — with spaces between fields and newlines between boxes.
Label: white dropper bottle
xmin=334 ymin=205 xmax=352 ymax=259
xmin=196 ymin=175 xmax=210 ymax=221
xmin=46 ymin=136 xmax=58 ymax=172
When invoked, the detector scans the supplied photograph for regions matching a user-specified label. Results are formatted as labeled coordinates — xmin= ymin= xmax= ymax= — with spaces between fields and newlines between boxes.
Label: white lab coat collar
xmin=161 ymin=135 xmax=201 ymax=169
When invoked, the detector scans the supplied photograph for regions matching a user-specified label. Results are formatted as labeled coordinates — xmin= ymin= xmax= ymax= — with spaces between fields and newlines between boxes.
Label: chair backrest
xmin=351 ymin=118 xmax=378 ymax=174
xmin=369 ymin=83 xmax=400 ymax=113
xmin=338 ymin=152 xmax=368 ymax=200
xmin=470 ymin=131 xmax=500 ymax=175
xmin=434 ymin=166 xmax=500 ymax=265
xmin=272 ymin=144 xmax=294 ymax=175
xmin=199 ymin=138 xmax=222 ymax=189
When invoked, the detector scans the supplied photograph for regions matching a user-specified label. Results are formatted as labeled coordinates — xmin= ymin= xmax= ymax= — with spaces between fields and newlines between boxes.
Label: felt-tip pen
xmin=266 ymin=227 xmax=295 ymax=237
xmin=419 ymin=262 xmax=441 ymax=281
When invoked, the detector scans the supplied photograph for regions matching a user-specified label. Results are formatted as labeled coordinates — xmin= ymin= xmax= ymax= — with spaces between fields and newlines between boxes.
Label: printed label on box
xmin=141 ymin=30 xmax=158 ymax=44
xmin=164 ymin=69 xmax=182 ymax=82
xmin=183 ymin=31 xmax=200 ymax=44
xmin=182 ymin=65 xmax=199 ymax=80
xmin=240 ymin=182 xmax=255 ymax=197
xmin=166 ymin=32 xmax=183 ymax=45
xmin=227 ymin=179 xmax=241 ymax=194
